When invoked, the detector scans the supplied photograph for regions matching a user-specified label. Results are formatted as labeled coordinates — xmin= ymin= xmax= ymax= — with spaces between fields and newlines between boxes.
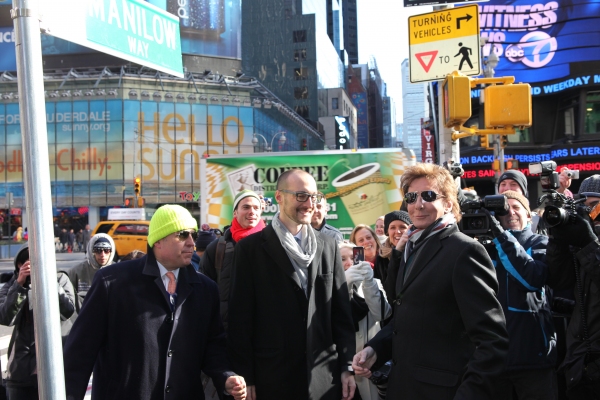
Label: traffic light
xmin=134 ymin=177 xmax=141 ymax=196
xmin=500 ymin=135 xmax=509 ymax=148
xmin=492 ymin=160 xmax=501 ymax=171
xmin=506 ymin=159 xmax=519 ymax=170
xmin=480 ymin=134 xmax=490 ymax=150
xmin=124 ymin=197 xmax=134 ymax=208
xmin=484 ymin=84 xmax=532 ymax=128
xmin=442 ymin=73 xmax=472 ymax=128
xmin=137 ymin=197 xmax=145 ymax=208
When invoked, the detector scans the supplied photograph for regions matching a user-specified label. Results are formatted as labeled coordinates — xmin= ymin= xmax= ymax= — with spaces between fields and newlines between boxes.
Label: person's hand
xmin=550 ymin=206 xmax=597 ymax=247
xmin=395 ymin=228 xmax=410 ymax=252
xmin=17 ymin=260 xmax=31 ymax=287
xmin=341 ymin=371 xmax=356 ymax=400
xmin=481 ymin=208 xmax=504 ymax=237
xmin=344 ymin=265 xmax=364 ymax=287
xmin=558 ymin=169 xmax=572 ymax=195
xmin=354 ymin=261 xmax=374 ymax=282
xmin=352 ymin=346 xmax=377 ymax=378
xmin=225 ymin=376 xmax=247 ymax=400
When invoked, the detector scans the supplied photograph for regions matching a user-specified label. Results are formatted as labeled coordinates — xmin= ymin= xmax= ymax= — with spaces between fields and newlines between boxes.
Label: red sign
xmin=415 ymin=51 xmax=438 ymax=73
xmin=10 ymin=208 xmax=21 ymax=216
xmin=421 ymin=125 xmax=436 ymax=163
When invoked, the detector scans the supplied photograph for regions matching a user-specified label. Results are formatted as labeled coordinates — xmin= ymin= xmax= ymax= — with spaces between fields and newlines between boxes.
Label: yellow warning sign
xmin=409 ymin=5 xmax=479 ymax=45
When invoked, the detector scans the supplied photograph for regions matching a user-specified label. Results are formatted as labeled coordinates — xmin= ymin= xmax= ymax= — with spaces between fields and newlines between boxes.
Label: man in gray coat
xmin=310 ymin=195 xmax=343 ymax=243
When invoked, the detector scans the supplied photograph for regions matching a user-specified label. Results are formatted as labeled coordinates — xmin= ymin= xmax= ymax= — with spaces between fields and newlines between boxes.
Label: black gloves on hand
xmin=550 ymin=206 xmax=598 ymax=248
xmin=481 ymin=208 xmax=504 ymax=237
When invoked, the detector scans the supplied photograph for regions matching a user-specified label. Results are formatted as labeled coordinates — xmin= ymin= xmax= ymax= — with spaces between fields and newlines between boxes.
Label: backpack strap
xmin=214 ymin=236 xmax=227 ymax=282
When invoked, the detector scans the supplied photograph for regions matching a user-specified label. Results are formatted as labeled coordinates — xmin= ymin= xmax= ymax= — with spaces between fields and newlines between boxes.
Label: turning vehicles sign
xmin=409 ymin=5 xmax=480 ymax=83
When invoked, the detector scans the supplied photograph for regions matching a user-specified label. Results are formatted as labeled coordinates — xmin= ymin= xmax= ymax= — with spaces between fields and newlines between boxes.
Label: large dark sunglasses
xmin=175 ymin=230 xmax=198 ymax=241
xmin=279 ymin=190 xmax=323 ymax=203
xmin=93 ymin=248 xmax=112 ymax=254
xmin=404 ymin=190 xmax=445 ymax=204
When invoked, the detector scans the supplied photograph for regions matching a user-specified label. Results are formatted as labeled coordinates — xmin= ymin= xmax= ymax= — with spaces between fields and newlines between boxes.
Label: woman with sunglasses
xmin=352 ymin=163 xmax=508 ymax=400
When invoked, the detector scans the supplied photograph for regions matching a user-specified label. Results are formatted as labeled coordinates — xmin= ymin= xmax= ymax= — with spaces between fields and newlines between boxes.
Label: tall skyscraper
xmin=401 ymin=59 xmax=429 ymax=161
xmin=242 ymin=0 xmax=346 ymax=127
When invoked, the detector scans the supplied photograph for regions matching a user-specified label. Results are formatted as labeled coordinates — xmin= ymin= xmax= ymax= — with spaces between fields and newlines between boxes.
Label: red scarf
xmin=230 ymin=218 xmax=266 ymax=242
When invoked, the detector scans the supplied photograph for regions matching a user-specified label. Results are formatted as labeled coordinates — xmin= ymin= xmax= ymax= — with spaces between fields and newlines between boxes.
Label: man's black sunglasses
xmin=279 ymin=190 xmax=323 ymax=203
xmin=404 ymin=190 xmax=445 ymax=204
xmin=175 ymin=230 xmax=198 ymax=241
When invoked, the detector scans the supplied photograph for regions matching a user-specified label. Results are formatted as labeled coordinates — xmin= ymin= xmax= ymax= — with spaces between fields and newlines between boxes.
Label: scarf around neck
xmin=404 ymin=213 xmax=456 ymax=263
xmin=271 ymin=212 xmax=317 ymax=295
xmin=230 ymin=217 xmax=266 ymax=242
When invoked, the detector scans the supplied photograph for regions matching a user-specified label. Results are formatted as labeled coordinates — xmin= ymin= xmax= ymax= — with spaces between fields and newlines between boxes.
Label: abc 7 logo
xmin=504 ymin=31 xmax=557 ymax=68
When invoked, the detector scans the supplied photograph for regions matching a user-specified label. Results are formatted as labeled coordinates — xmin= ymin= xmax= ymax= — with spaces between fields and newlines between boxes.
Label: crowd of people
xmin=0 ymin=163 xmax=598 ymax=400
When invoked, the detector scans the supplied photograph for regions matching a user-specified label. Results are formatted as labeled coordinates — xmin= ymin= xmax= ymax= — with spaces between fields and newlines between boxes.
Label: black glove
xmin=481 ymin=208 xmax=504 ymax=237
xmin=550 ymin=206 xmax=597 ymax=247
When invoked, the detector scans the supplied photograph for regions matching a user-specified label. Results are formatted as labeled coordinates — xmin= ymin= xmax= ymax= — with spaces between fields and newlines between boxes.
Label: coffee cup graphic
xmin=331 ymin=163 xmax=386 ymax=226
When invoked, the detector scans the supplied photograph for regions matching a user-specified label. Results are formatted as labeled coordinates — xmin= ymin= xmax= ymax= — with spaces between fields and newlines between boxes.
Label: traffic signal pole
xmin=11 ymin=0 xmax=67 ymax=398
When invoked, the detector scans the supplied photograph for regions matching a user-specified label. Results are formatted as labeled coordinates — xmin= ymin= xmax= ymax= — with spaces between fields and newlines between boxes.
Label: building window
xmin=294 ymin=87 xmax=309 ymax=99
xmin=295 ymin=105 xmax=310 ymax=118
xmin=294 ymin=68 xmax=308 ymax=80
xmin=294 ymin=49 xmax=307 ymax=62
xmin=332 ymin=97 xmax=339 ymax=109
xmin=585 ymin=91 xmax=600 ymax=134
xmin=293 ymin=30 xmax=307 ymax=43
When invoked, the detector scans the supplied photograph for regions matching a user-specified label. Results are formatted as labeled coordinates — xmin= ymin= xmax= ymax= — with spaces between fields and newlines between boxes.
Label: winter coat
xmin=314 ymin=220 xmax=343 ymax=243
xmin=227 ymin=224 xmax=356 ymax=400
xmin=63 ymin=249 xmax=234 ymax=400
xmin=367 ymin=224 xmax=508 ymax=399
xmin=350 ymin=278 xmax=392 ymax=400
xmin=546 ymin=238 xmax=600 ymax=391
xmin=0 ymin=243 xmax=76 ymax=388
xmin=491 ymin=225 xmax=557 ymax=370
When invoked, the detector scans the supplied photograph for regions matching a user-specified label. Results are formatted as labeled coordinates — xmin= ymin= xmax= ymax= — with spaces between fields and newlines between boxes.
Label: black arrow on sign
xmin=456 ymin=14 xmax=472 ymax=29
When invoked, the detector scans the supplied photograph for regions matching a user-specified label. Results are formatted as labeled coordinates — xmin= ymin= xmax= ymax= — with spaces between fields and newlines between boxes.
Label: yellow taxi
xmin=91 ymin=209 xmax=149 ymax=260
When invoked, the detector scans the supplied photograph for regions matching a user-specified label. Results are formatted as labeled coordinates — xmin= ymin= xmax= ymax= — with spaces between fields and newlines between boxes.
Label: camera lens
xmin=544 ymin=205 xmax=570 ymax=227
xmin=468 ymin=218 xmax=485 ymax=230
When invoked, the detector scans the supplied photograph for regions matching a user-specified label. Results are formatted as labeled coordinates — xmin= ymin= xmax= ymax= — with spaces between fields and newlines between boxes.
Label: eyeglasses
xmin=404 ymin=190 xmax=445 ymax=204
xmin=93 ymin=248 xmax=111 ymax=254
xmin=279 ymin=189 xmax=323 ymax=203
xmin=175 ymin=230 xmax=198 ymax=242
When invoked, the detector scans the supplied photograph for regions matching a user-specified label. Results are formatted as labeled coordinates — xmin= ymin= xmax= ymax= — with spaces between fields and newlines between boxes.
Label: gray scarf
xmin=271 ymin=212 xmax=317 ymax=295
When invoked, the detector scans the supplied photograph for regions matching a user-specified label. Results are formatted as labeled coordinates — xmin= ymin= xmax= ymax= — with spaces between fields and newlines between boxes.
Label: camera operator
xmin=546 ymin=175 xmax=600 ymax=399
xmin=481 ymin=190 xmax=557 ymax=399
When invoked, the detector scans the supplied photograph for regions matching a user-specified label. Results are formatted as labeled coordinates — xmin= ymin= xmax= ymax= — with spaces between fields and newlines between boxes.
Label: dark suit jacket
xmin=63 ymin=250 xmax=233 ymax=400
xmin=368 ymin=224 xmax=508 ymax=400
xmin=227 ymin=224 xmax=355 ymax=400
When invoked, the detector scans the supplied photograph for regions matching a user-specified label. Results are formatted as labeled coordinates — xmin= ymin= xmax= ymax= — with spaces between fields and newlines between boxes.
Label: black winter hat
xmin=498 ymin=170 xmax=529 ymax=197
xmin=384 ymin=211 xmax=412 ymax=235
xmin=195 ymin=230 xmax=217 ymax=250
xmin=579 ymin=175 xmax=600 ymax=198
xmin=93 ymin=237 xmax=112 ymax=249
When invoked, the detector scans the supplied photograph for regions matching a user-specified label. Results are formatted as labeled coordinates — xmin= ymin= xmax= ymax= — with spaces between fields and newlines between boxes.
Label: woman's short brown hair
xmin=401 ymin=163 xmax=462 ymax=222
xmin=349 ymin=224 xmax=381 ymax=254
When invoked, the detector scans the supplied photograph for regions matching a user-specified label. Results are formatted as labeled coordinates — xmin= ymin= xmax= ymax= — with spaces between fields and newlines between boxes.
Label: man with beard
xmin=228 ymin=169 xmax=356 ymax=400
xmin=201 ymin=189 xmax=266 ymax=330
xmin=352 ymin=163 xmax=508 ymax=399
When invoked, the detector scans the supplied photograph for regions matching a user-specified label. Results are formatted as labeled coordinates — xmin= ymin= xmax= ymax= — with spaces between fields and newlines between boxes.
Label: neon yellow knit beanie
xmin=148 ymin=205 xmax=198 ymax=247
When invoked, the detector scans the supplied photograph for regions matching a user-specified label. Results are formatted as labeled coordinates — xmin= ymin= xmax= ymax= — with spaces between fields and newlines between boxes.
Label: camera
xmin=369 ymin=360 xmax=392 ymax=386
xmin=531 ymin=161 xmax=587 ymax=227
xmin=459 ymin=195 xmax=510 ymax=236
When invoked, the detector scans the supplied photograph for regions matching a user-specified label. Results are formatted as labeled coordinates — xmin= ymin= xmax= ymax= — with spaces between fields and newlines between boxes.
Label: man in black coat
xmin=64 ymin=204 xmax=246 ymax=400
xmin=352 ymin=163 xmax=508 ymax=400
xmin=228 ymin=169 xmax=356 ymax=400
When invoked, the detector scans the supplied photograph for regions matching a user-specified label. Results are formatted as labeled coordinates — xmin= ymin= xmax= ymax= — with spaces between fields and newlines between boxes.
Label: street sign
xmin=40 ymin=0 xmax=183 ymax=77
xmin=404 ymin=0 xmax=483 ymax=8
xmin=409 ymin=5 xmax=480 ymax=83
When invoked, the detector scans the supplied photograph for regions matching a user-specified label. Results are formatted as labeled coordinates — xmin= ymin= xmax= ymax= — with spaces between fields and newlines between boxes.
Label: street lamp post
xmin=252 ymin=132 xmax=287 ymax=152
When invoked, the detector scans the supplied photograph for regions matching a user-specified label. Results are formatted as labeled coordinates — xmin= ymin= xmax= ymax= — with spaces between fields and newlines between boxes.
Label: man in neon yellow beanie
xmin=64 ymin=205 xmax=247 ymax=400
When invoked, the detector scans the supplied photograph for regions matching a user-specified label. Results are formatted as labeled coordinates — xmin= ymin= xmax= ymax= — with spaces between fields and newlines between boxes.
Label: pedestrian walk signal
xmin=443 ymin=73 xmax=472 ymax=128
xmin=506 ymin=159 xmax=519 ymax=170
xmin=134 ymin=177 xmax=141 ymax=196
xmin=124 ymin=197 xmax=134 ymax=207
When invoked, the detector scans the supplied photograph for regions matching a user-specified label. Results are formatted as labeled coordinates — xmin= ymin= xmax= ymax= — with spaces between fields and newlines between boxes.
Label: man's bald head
xmin=276 ymin=169 xmax=314 ymax=190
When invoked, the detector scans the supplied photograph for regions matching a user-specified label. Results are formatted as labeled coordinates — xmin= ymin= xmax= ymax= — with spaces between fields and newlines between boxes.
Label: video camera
xmin=530 ymin=161 xmax=585 ymax=227
xmin=459 ymin=195 xmax=510 ymax=237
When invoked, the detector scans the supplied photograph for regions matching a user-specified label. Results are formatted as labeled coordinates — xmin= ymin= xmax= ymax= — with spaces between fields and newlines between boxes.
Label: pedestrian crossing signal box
xmin=443 ymin=74 xmax=472 ymax=128
xmin=484 ymin=84 xmax=532 ymax=128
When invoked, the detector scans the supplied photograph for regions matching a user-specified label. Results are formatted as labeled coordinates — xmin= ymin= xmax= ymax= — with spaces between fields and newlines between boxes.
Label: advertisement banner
xmin=350 ymin=92 xmax=368 ymax=148
xmin=473 ymin=0 xmax=600 ymax=86
xmin=421 ymin=126 xmax=435 ymax=163
xmin=201 ymin=149 xmax=416 ymax=235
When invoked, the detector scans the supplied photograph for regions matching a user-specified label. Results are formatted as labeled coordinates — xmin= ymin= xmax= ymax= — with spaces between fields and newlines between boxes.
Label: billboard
xmin=474 ymin=0 xmax=600 ymax=88
xmin=350 ymin=92 xmax=368 ymax=148
xmin=201 ymin=149 xmax=416 ymax=234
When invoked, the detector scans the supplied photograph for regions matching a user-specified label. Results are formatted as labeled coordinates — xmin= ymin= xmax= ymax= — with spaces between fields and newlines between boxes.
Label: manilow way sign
xmin=41 ymin=0 xmax=183 ymax=77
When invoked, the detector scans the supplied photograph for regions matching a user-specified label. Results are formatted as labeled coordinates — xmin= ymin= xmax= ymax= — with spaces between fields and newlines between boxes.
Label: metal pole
xmin=11 ymin=0 xmax=67 ymax=398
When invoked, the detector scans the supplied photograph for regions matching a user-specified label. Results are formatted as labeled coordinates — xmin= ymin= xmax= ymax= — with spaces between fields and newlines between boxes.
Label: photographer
xmin=546 ymin=175 xmax=600 ymax=399
xmin=482 ymin=191 xmax=557 ymax=399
